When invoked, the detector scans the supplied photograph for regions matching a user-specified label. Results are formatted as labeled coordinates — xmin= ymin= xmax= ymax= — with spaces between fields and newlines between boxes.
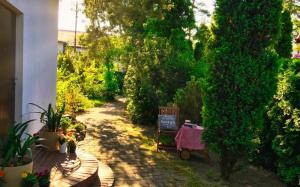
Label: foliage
xmin=21 ymin=172 xmax=38 ymax=187
xmin=260 ymin=59 xmax=300 ymax=186
xmin=125 ymin=65 xmax=159 ymax=125
xmin=57 ymin=39 xmax=122 ymax=109
xmin=284 ymin=0 xmax=300 ymax=30
xmin=57 ymin=80 xmax=92 ymax=115
xmin=68 ymin=122 xmax=86 ymax=133
xmin=202 ymin=0 xmax=283 ymax=180
xmin=101 ymin=63 xmax=119 ymax=100
xmin=36 ymin=170 xmax=50 ymax=187
xmin=174 ymin=77 xmax=203 ymax=125
xmin=57 ymin=50 xmax=94 ymax=115
xmin=0 ymin=120 xmax=38 ymax=167
xmin=67 ymin=122 xmax=87 ymax=141
xmin=60 ymin=117 xmax=73 ymax=133
xmin=276 ymin=10 xmax=293 ymax=58
xmin=58 ymin=135 xmax=67 ymax=145
xmin=67 ymin=139 xmax=76 ymax=154
xmin=251 ymin=111 xmax=278 ymax=172
xmin=194 ymin=24 xmax=210 ymax=61
xmin=122 ymin=1 xmax=197 ymax=125
xmin=30 ymin=103 xmax=65 ymax=132
xmin=114 ymin=71 xmax=125 ymax=94
xmin=84 ymin=0 xmax=198 ymax=125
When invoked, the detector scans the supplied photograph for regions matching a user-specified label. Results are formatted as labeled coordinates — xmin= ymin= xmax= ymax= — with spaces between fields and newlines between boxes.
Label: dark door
xmin=0 ymin=4 xmax=16 ymax=137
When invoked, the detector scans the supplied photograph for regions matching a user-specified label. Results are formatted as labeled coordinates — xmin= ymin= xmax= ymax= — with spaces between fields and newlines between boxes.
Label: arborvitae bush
xmin=202 ymin=0 xmax=282 ymax=179
xmin=276 ymin=10 xmax=293 ymax=58
xmin=265 ymin=60 xmax=300 ymax=186
xmin=174 ymin=77 xmax=202 ymax=125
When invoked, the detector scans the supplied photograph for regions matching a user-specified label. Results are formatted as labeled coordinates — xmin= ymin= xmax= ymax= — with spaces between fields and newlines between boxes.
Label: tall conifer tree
xmin=276 ymin=10 xmax=293 ymax=58
xmin=203 ymin=0 xmax=283 ymax=179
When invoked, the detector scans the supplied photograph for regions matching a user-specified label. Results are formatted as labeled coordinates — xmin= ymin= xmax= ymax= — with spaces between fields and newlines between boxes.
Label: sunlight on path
xmin=76 ymin=98 xmax=285 ymax=187
xmin=77 ymin=98 xmax=173 ymax=187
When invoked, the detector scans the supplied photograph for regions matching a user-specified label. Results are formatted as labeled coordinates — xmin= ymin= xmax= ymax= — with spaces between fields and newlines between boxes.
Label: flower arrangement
xmin=67 ymin=139 xmax=76 ymax=154
xmin=36 ymin=170 xmax=50 ymax=187
xmin=58 ymin=135 xmax=67 ymax=145
xmin=21 ymin=171 xmax=38 ymax=187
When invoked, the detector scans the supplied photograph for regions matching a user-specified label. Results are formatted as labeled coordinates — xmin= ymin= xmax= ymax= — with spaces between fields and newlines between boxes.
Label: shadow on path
xmin=77 ymin=97 xmax=285 ymax=187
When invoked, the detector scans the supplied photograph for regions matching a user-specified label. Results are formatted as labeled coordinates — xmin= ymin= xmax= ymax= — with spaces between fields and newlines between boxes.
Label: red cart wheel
xmin=179 ymin=149 xmax=191 ymax=160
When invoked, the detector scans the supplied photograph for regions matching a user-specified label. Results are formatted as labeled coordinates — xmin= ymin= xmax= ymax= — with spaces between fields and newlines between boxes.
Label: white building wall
xmin=7 ymin=0 xmax=59 ymax=133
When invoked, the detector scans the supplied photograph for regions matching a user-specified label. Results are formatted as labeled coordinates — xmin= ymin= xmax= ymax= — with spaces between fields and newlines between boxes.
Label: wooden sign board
xmin=158 ymin=115 xmax=177 ymax=131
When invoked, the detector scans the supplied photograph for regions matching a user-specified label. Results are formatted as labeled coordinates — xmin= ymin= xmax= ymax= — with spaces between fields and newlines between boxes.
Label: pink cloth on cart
xmin=175 ymin=124 xmax=205 ymax=151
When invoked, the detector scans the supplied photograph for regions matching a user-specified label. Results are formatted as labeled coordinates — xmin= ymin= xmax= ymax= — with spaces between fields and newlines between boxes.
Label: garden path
xmin=77 ymin=97 xmax=285 ymax=187
xmin=77 ymin=98 xmax=174 ymax=187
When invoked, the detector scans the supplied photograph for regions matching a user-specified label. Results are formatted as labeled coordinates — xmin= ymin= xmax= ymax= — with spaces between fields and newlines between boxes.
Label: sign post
xmin=157 ymin=107 xmax=179 ymax=151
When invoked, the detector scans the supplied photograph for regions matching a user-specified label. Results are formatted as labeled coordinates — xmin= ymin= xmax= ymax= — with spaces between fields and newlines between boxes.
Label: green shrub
xmin=251 ymin=111 xmax=278 ymax=172
xmin=194 ymin=24 xmax=210 ymax=61
xmin=202 ymin=0 xmax=282 ymax=179
xmin=101 ymin=65 xmax=119 ymax=101
xmin=174 ymin=77 xmax=202 ymax=125
xmin=114 ymin=71 xmax=125 ymax=94
xmin=81 ymin=60 xmax=103 ymax=99
xmin=56 ymin=80 xmax=93 ymax=115
xmin=60 ymin=117 xmax=73 ymax=132
xmin=125 ymin=65 xmax=158 ymax=125
xmin=68 ymin=122 xmax=86 ymax=133
xmin=275 ymin=10 xmax=293 ymax=58
xmin=266 ymin=59 xmax=300 ymax=186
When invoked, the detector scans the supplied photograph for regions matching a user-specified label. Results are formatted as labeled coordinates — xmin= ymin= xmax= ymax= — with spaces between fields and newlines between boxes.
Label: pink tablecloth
xmin=175 ymin=124 xmax=205 ymax=151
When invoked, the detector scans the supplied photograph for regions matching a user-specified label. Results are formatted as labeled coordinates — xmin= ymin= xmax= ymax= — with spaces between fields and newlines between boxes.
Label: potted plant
xmin=30 ymin=103 xmax=65 ymax=151
xmin=58 ymin=135 xmax=68 ymax=154
xmin=0 ymin=120 xmax=38 ymax=187
xmin=21 ymin=172 xmax=38 ymax=187
xmin=36 ymin=170 xmax=50 ymax=187
xmin=67 ymin=139 xmax=76 ymax=154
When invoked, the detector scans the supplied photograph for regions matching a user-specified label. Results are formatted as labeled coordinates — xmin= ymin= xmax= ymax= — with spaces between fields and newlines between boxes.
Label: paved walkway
xmin=76 ymin=98 xmax=285 ymax=187
xmin=77 ymin=98 xmax=171 ymax=187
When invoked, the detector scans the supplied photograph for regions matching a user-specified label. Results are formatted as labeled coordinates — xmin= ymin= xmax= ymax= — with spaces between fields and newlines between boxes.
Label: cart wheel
xmin=179 ymin=149 xmax=191 ymax=160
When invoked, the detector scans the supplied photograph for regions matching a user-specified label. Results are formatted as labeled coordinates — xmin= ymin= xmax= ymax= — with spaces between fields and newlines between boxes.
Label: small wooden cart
xmin=175 ymin=124 xmax=210 ymax=162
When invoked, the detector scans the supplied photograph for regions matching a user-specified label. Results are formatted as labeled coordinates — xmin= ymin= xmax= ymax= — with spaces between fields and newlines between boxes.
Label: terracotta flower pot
xmin=3 ymin=161 xmax=33 ymax=187
xmin=39 ymin=131 xmax=59 ymax=151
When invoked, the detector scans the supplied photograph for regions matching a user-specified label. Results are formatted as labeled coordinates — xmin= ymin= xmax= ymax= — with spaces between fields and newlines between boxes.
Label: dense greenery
xmin=276 ymin=10 xmax=293 ymax=58
xmin=256 ymin=60 xmax=300 ymax=186
xmin=57 ymin=46 xmax=123 ymax=115
xmin=84 ymin=0 xmax=203 ymax=124
xmin=78 ymin=0 xmax=300 ymax=184
xmin=284 ymin=0 xmax=300 ymax=30
xmin=174 ymin=77 xmax=202 ymax=125
xmin=271 ymin=60 xmax=300 ymax=186
xmin=202 ymin=0 xmax=283 ymax=179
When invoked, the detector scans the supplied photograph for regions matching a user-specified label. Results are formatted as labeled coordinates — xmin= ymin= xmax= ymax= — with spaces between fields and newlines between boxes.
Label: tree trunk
xmin=220 ymin=149 xmax=237 ymax=180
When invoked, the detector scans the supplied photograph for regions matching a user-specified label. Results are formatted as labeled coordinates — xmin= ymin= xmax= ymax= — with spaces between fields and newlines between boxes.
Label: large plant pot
xmin=39 ymin=131 xmax=59 ymax=151
xmin=3 ymin=161 xmax=33 ymax=187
